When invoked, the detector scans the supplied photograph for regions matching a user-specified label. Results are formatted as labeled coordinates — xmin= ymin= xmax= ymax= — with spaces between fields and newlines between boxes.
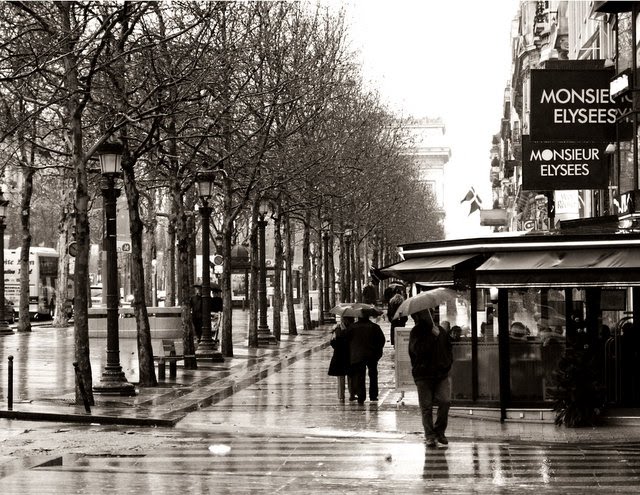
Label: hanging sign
xmin=530 ymin=67 xmax=620 ymax=142
xmin=522 ymin=136 xmax=608 ymax=190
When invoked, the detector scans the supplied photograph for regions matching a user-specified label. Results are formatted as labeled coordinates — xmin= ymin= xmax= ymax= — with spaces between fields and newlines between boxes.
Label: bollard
xmin=73 ymin=362 xmax=92 ymax=414
xmin=7 ymin=355 xmax=13 ymax=411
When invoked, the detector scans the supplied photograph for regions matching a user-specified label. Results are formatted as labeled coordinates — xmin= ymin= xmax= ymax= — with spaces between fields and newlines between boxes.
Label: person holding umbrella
xmin=394 ymin=288 xmax=456 ymax=448
xmin=328 ymin=315 xmax=356 ymax=401
xmin=345 ymin=306 xmax=385 ymax=404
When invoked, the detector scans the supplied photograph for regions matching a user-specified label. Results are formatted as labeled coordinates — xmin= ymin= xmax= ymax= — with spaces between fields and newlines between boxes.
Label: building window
xmin=618 ymin=12 xmax=633 ymax=72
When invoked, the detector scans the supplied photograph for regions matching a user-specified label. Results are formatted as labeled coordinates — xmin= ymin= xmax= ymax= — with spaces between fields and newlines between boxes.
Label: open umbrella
xmin=392 ymin=288 xmax=458 ymax=320
xmin=329 ymin=302 xmax=382 ymax=318
xmin=388 ymin=282 xmax=405 ymax=290
xmin=329 ymin=303 xmax=353 ymax=317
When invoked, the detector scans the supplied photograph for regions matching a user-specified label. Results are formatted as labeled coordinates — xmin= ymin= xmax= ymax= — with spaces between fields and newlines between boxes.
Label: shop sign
xmin=522 ymin=137 xmax=608 ymax=190
xmin=480 ymin=209 xmax=507 ymax=226
xmin=618 ymin=189 xmax=640 ymax=218
xmin=530 ymin=67 xmax=621 ymax=142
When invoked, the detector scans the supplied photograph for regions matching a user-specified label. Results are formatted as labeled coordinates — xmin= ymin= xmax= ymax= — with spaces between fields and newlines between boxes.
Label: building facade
xmin=404 ymin=117 xmax=450 ymax=224
xmin=381 ymin=1 xmax=640 ymax=422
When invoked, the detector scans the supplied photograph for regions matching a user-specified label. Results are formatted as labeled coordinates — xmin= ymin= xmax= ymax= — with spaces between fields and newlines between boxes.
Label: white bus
xmin=5 ymin=247 xmax=58 ymax=319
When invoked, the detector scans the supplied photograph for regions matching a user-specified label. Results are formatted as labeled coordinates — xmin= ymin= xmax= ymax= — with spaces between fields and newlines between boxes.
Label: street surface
xmin=2 ymin=335 xmax=640 ymax=493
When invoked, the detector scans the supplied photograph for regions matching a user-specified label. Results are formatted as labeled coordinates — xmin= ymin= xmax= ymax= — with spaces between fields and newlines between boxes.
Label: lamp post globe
xmin=93 ymin=141 xmax=135 ymax=396
xmin=196 ymin=170 xmax=224 ymax=362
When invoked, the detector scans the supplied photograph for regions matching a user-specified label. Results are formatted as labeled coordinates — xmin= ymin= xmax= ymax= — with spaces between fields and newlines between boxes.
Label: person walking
xmin=211 ymin=286 xmax=223 ymax=345
xmin=347 ymin=313 xmax=386 ymax=404
xmin=408 ymin=308 xmax=453 ymax=448
xmin=191 ymin=285 xmax=203 ymax=342
xmin=387 ymin=288 xmax=407 ymax=346
xmin=328 ymin=315 xmax=356 ymax=401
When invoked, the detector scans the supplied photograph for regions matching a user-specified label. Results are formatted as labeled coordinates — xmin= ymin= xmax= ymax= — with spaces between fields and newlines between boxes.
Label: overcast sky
xmin=339 ymin=0 xmax=520 ymax=237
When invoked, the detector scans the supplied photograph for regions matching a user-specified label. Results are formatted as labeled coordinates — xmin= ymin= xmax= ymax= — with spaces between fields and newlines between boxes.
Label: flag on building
xmin=460 ymin=186 xmax=483 ymax=215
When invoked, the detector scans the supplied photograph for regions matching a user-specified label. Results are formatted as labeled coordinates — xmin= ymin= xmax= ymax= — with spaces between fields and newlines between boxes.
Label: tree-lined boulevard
xmin=0 ymin=2 xmax=442 ymax=405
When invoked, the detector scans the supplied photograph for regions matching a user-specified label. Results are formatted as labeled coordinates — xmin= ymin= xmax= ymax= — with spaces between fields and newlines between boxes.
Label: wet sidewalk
xmin=0 ymin=309 xmax=332 ymax=426
xmin=1 ymin=310 xmax=640 ymax=445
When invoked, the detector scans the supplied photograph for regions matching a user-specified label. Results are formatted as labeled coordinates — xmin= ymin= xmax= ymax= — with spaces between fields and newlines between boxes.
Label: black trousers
xmin=349 ymin=358 xmax=379 ymax=402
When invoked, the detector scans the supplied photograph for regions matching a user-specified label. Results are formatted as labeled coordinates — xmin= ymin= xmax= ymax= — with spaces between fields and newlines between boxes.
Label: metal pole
xmin=196 ymin=203 xmax=223 ymax=361
xmin=258 ymin=214 xmax=276 ymax=344
xmin=8 ymin=355 xmax=13 ymax=411
xmin=94 ymin=175 xmax=135 ymax=396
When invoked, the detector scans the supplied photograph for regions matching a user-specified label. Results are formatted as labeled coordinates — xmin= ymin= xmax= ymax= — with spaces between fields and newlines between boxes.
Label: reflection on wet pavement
xmin=2 ymin=432 xmax=640 ymax=494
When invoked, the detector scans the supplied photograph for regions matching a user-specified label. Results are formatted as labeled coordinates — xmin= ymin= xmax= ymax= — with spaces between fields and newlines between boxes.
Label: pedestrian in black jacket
xmin=408 ymin=309 xmax=453 ymax=448
xmin=328 ymin=316 xmax=356 ymax=400
xmin=347 ymin=316 xmax=386 ymax=404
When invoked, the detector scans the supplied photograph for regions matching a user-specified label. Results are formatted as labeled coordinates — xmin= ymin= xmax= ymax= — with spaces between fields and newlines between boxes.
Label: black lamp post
xmin=0 ymin=191 xmax=11 ymax=335
xmin=257 ymin=199 xmax=276 ymax=344
xmin=196 ymin=171 xmax=224 ymax=362
xmin=94 ymin=141 xmax=136 ymax=396
xmin=322 ymin=229 xmax=335 ymax=323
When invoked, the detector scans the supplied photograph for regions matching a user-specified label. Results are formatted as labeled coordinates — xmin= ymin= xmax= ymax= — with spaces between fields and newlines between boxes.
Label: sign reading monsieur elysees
xmin=525 ymin=65 xmax=625 ymax=190
xmin=522 ymin=137 xmax=608 ymax=190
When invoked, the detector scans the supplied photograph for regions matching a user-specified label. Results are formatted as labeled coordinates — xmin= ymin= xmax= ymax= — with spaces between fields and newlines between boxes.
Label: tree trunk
xmin=221 ymin=176 xmax=234 ymax=357
xmin=248 ymin=203 xmax=259 ymax=348
xmin=272 ymin=203 xmax=283 ymax=340
xmin=53 ymin=203 xmax=73 ymax=327
xmin=121 ymin=152 xmax=158 ymax=385
xmin=317 ymin=227 xmax=324 ymax=325
xmin=339 ymin=232 xmax=346 ymax=303
xmin=173 ymin=186 xmax=197 ymax=368
xmin=57 ymin=2 xmax=93 ymax=405
xmin=355 ymin=234 xmax=362 ymax=302
xmin=301 ymin=210 xmax=311 ymax=330
xmin=328 ymin=225 xmax=336 ymax=309
xmin=17 ymin=164 xmax=34 ymax=332
xmin=284 ymin=212 xmax=297 ymax=335
xmin=166 ymin=213 xmax=176 ymax=307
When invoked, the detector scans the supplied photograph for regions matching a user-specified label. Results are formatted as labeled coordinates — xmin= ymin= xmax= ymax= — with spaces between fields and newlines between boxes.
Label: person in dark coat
xmin=362 ymin=283 xmax=377 ymax=305
xmin=328 ymin=316 xmax=356 ymax=400
xmin=191 ymin=285 xmax=203 ymax=342
xmin=347 ymin=315 xmax=386 ymax=404
xmin=387 ymin=288 xmax=407 ymax=346
xmin=211 ymin=286 xmax=223 ymax=343
xmin=409 ymin=308 xmax=453 ymax=448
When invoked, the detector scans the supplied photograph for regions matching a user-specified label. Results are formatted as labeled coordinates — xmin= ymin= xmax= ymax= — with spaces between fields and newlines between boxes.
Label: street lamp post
xmin=0 ymin=190 xmax=11 ymax=335
xmin=258 ymin=199 xmax=276 ymax=344
xmin=94 ymin=141 xmax=136 ymax=396
xmin=322 ymin=230 xmax=335 ymax=323
xmin=196 ymin=171 xmax=224 ymax=362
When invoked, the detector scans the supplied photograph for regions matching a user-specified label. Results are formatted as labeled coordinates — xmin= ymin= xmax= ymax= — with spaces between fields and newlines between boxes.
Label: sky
xmin=340 ymin=0 xmax=521 ymax=238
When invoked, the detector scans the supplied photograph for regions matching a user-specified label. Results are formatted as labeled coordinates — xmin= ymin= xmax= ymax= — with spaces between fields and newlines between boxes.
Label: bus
xmin=4 ymin=247 xmax=58 ymax=319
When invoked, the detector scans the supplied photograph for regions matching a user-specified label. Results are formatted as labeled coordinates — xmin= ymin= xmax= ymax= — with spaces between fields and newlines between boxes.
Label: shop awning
xmin=476 ymin=248 xmax=640 ymax=288
xmin=380 ymin=253 xmax=483 ymax=287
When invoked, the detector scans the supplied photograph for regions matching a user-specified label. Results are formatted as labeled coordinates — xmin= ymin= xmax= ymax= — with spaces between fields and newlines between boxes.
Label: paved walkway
xmin=0 ymin=309 xmax=331 ymax=426
xmin=1 ymin=310 xmax=639 ymax=444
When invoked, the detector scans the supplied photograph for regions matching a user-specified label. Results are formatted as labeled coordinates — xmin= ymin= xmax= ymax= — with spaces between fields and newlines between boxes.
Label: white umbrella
xmin=392 ymin=288 xmax=458 ymax=320
xmin=329 ymin=302 xmax=382 ymax=318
